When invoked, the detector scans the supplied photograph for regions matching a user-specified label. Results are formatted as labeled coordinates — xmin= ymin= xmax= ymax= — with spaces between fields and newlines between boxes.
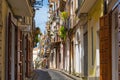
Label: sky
xmin=34 ymin=0 xmax=49 ymax=34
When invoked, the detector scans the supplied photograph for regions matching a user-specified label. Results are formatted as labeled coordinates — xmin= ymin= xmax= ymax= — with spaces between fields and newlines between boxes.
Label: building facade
xmin=42 ymin=0 xmax=120 ymax=80
xmin=0 ymin=0 xmax=35 ymax=80
xmin=99 ymin=0 xmax=119 ymax=80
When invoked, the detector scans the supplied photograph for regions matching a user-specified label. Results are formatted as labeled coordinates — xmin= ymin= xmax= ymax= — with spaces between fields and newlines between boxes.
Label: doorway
xmin=83 ymin=24 xmax=88 ymax=77
xmin=83 ymin=32 xmax=88 ymax=76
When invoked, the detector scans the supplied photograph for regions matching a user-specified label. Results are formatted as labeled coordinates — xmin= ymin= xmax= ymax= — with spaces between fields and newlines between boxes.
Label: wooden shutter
xmin=20 ymin=30 xmax=23 ymax=79
xmin=17 ymin=29 xmax=23 ymax=80
xmin=17 ymin=28 xmax=20 ymax=80
xmin=26 ymin=35 xmax=29 ymax=77
xmin=100 ymin=13 xmax=112 ymax=80
xmin=14 ymin=25 xmax=18 ymax=80
xmin=118 ymin=6 xmax=120 ymax=79
xmin=26 ymin=36 xmax=31 ymax=77
xmin=8 ymin=13 xmax=12 ymax=80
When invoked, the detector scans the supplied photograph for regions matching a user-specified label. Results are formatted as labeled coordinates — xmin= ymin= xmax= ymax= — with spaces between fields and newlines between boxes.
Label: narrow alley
xmin=0 ymin=0 xmax=120 ymax=80
xmin=29 ymin=69 xmax=73 ymax=80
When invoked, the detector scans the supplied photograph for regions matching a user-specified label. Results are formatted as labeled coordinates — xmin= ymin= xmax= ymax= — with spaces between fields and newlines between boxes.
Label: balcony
xmin=7 ymin=0 xmax=34 ymax=16
xmin=76 ymin=0 xmax=97 ymax=17
xmin=59 ymin=0 xmax=66 ymax=12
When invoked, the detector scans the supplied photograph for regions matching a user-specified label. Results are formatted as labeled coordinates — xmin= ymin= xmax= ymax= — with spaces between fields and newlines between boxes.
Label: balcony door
xmin=83 ymin=24 xmax=88 ymax=77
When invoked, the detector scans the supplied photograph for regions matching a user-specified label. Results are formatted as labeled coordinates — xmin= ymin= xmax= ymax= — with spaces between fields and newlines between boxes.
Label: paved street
xmin=30 ymin=69 xmax=73 ymax=80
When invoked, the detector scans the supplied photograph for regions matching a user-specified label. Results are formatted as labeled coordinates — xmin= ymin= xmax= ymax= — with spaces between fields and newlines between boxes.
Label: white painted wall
xmin=66 ymin=39 xmax=70 ymax=72
xmin=88 ymin=18 xmax=100 ymax=78
xmin=53 ymin=49 xmax=56 ymax=68
xmin=33 ymin=48 xmax=40 ymax=68
xmin=112 ymin=6 xmax=118 ymax=80
xmin=60 ymin=43 xmax=63 ymax=70
xmin=74 ymin=28 xmax=83 ymax=74
xmin=80 ymin=26 xmax=84 ymax=76
xmin=96 ymin=23 xmax=100 ymax=77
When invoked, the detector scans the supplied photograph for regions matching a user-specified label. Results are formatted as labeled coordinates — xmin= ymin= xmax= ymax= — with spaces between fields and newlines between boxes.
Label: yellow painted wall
xmin=88 ymin=0 xmax=103 ymax=78
xmin=1 ymin=0 xmax=14 ymax=79
xmin=1 ymin=1 xmax=9 ymax=80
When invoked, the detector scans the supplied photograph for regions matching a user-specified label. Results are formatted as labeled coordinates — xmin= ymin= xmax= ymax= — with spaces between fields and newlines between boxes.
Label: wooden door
xmin=100 ymin=13 xmax=112 ymax=80
xmin=26 ymin=35 xmax=29 ymax=77
xmin=118 ymin=4 xmax=120 ymax=79
xmin=63 ymin=43 xmax=65 ymax=69
xmin=14 ymin=24 xmax=18 ymax=80
xmin=71 ymin=41 xmax=74 ymax=73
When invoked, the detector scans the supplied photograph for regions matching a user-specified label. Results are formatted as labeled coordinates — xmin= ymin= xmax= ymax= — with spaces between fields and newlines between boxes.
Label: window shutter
xmin=17 ymin=29 xmax=23 ymax=80
xmin=8 ymin=13 xmax=12 ymax=80
xmin=100 ymin=13 xmax=112 ymax=80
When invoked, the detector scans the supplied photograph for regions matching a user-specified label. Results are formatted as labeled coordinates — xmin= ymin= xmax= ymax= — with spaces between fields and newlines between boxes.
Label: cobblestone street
xmin=30 ymin=69 xmax=73 ymax=80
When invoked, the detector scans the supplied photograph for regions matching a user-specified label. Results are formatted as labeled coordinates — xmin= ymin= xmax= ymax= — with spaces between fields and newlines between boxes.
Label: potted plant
xmin=58 ymin=26 xmax=66 ymax=41
xmin=34 ymin=27 xmax=42 ymax=47
xmin=60 ymin=11 xmax=68 ymax=21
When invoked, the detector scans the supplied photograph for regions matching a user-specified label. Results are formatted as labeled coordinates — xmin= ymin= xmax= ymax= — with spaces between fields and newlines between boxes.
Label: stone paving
xmin=29 ymin=69 xmax=73 ymax=80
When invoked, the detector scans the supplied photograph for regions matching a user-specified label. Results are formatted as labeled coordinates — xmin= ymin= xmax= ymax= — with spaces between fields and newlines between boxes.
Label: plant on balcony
xmin=34 ymin=27 xmax=42 ymax=47
xmin=34 ymin=35 xmax=39 ymax=46
xmin=60 ymin=11 xmax=68 ymax=21
xmin=59 ymin=26 xmax=66 ymax=41
xmin=34 ymin=27 xmax=42 ymax=35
